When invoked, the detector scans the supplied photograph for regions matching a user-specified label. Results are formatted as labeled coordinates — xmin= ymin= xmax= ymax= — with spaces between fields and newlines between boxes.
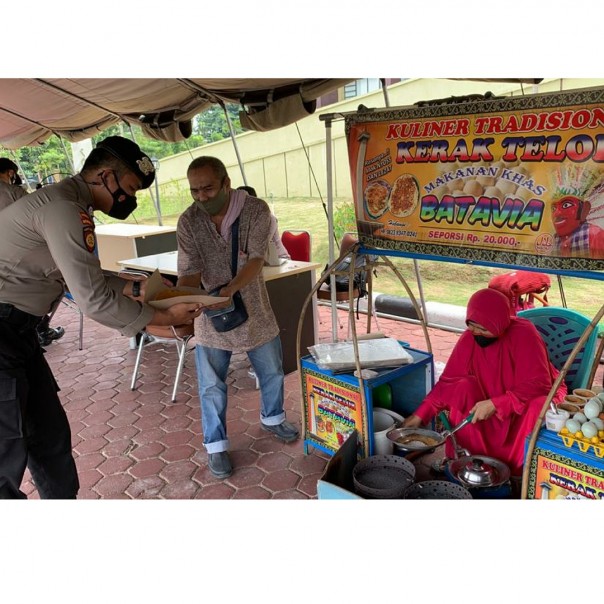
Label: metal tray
xmin=352 ymin=455 xmax=415 ymax=499
xmin=403 ymin=480 xmax=473 ymax=499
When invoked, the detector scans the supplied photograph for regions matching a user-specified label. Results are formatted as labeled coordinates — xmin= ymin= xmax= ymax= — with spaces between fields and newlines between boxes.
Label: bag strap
xmin=230 ymin=217 xmax=240 ymax=277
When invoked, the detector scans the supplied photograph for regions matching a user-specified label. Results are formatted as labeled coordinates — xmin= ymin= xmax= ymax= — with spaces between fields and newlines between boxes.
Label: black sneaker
xmin=207 ymin=451 xmax=232 ymax=479
xmin=261 ymin=419 xmax=300 ymax=443
xmin=38 ymin=326 xmax=65 ymax=346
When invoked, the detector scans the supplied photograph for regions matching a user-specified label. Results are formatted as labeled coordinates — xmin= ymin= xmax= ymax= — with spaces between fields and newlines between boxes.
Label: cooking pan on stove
xmin=444 ymin=454 xmax=512 ymax=498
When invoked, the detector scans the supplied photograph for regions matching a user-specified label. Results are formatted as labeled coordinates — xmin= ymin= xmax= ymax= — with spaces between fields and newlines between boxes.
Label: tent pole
xmin=325 ymin=116 xmax=339 ymax=341
xmin=380 ymin=78 xmax=391 ymax=108
xmin=380 ymin=78 xmax=429 ymax=324
xmin=58 ymin=136 xmax=76 ymax=174
xmin=221 ymin=104 xmax=247 ymax=186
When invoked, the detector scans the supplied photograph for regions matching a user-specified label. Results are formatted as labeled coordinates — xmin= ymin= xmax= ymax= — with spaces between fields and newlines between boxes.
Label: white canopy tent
xmin=0 ymin=77 xmax=353 ymax=227
xmin=0 ymin=78 xmax=352 ymax=149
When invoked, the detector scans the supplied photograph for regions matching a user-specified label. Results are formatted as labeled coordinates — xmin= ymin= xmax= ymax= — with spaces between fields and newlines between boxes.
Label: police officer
xmin=0 ymin=160 xmax=66 ymax=346
xmin=0 ymin=157 xmax=26 ymax=211
xmin=0 ymin=136 xmax=204 ymax=499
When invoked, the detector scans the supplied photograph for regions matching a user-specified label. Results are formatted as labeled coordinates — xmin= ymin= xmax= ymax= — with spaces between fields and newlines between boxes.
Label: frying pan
xmin=386 ymin=412 xmax=474 ymax=455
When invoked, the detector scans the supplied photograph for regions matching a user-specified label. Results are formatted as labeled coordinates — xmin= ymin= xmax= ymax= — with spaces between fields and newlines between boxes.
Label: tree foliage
xmin=5 ymin=103 xmax=244 ymax=184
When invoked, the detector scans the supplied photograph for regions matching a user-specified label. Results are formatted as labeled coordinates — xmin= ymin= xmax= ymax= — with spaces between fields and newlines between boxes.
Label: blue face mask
xmin=474 ymin=335 xmax=498 ymax=348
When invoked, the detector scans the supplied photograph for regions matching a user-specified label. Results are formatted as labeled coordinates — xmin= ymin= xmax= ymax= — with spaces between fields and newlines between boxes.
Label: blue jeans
xmin=194 ymin=336 xmax=285 ymax=453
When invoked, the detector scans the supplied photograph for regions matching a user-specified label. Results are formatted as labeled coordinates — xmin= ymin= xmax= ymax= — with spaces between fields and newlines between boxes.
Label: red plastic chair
xmin=281 ymin=230 xmax=311 ymax=262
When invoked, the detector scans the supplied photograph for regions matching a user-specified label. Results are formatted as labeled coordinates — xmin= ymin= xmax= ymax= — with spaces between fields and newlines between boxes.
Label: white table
xmin=95 ymin=224 xmax=177 ymax=272
xmin=118 ymin=252 xmax=322 ymax=374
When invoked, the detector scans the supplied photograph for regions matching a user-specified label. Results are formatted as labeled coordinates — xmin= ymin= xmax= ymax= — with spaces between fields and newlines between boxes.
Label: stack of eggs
xmin=561 ymin=392 xmax=604 ymax=444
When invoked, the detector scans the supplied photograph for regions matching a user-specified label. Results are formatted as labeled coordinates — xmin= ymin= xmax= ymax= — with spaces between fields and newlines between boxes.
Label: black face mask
xmin=103 ymin=172 xmax=138 ymax=220
xmin=474 ymin=335 xmax=498 ymax=348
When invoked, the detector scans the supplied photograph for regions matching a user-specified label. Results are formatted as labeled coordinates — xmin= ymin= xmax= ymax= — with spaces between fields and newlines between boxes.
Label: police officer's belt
xmin=0 ymin=302 xmax=43 ymax=329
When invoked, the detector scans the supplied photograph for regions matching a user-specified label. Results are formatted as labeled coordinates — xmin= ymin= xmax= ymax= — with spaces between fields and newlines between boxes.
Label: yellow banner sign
xmin=532 ymin=452 xmax=604 ymax=499
xmin=345 ymin=88 xmax=604 ymax=271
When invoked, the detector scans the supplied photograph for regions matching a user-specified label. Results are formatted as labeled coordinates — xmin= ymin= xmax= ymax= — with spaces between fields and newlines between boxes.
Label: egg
xmin=589 ymin=397 xmax=603 ymax=412
xmin=582 ymin=421 xmax=598 ymax=439
xmin=565 ymin=418 xmax=581 ymax=434
xmin=597 ymin=391 xmax=604 ymax=404
xmin=584 ymin=399 xmax=601 ymax=419
xmin=591 ymin=417 xmax=604 ymax=431
xmin=573 ymin=412 xmax=588 ymax=424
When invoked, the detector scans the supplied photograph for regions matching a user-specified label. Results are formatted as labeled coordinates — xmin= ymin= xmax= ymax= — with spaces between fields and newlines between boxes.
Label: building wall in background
xmin=157 ymin=78 xmax=604 ymax=202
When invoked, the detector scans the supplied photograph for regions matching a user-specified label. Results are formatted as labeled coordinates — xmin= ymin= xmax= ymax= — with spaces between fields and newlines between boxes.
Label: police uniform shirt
xmin=0 ymin=174 xmax=154 ymax=336
xmin=0 ymin=180 xmax=27 ymax=211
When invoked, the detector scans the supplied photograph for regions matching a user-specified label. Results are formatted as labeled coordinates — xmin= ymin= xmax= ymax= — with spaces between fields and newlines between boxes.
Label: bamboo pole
xmin=295 ymin=244 xmax=434 ymax=454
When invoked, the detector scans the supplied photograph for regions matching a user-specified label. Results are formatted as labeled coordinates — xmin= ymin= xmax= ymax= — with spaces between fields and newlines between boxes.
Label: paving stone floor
xmin=19 ymin=301 xmax=463 ymax=499
xmin=21 ymin=300 xmax=602 ymax=499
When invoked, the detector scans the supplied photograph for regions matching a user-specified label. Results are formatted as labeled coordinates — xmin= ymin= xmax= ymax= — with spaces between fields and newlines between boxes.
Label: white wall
xmin=157 ymin=78 xmax=604 ymax=200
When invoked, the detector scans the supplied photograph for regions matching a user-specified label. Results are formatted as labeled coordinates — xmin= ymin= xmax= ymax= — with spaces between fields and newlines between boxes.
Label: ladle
xmin=434 ymin=412 xmax=474 ymax=447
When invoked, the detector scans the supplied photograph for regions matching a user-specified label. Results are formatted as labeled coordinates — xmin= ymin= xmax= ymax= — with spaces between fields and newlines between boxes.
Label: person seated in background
xmin=402 ymin=288 xmax=567 ymax=477
xmin=237 ymin=185 xmax=290 ymax=262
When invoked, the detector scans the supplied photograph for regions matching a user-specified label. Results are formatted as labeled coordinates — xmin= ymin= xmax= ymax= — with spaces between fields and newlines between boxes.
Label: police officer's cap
xmin=0 ymin=158 xmax=19 ymax=174
xmin=96 ymin=136 xmax=155 ymax=189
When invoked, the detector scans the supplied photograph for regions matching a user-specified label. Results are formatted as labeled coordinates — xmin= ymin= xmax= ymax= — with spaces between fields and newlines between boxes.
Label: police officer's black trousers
xmin=0 ymin=304 xmax=79 ymax=499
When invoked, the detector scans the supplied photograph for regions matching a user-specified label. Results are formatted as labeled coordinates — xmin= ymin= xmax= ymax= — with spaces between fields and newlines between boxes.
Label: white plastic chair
xmin=130 ymin=323 xmax=195 ymax=402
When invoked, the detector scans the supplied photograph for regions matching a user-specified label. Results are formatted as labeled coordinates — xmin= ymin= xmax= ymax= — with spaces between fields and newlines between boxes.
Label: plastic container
xmin=372 ymin=408 xmax=404 ymax=455
xmin=545 ymin=408 xmax=570 ymax=433
xmin=372 ymin=383 xmax=393 ymax=409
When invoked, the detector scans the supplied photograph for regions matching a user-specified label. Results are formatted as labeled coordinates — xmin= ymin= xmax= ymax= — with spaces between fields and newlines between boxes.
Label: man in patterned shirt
xmin=177 ymin=157 xmax=299 ymax=479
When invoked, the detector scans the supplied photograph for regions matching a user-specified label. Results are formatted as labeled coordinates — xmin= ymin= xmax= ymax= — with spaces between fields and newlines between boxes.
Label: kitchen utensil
xmin=352 ymin=454 xmax=415 ymax=499
xmin=430 ymin=412 xmax=469 ymax=472
xmin=387 ymin=427 xmax=442 ymax=457
xmin=372 ymin=409 xmax=404 ymax=455
xmin=386 ymin=412 xmax=474 ymax=455
xmin=403 ymin=480 xmax=473 ymax=499
xmin=446 ymin=454 xmax=511 ymax=489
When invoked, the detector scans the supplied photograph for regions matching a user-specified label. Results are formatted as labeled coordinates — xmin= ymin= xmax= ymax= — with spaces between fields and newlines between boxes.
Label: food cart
xmin=302 ymin=85 xmax=604 ymax=499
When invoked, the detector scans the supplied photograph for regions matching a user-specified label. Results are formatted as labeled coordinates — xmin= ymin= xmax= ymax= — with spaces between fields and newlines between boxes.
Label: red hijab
xmin=466 ymin=288 xmax=512 ymax=337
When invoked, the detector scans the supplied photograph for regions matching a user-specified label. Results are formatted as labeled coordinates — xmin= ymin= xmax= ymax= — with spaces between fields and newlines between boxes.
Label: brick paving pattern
xmin=19 ymin=301 xmax=602 ymax=499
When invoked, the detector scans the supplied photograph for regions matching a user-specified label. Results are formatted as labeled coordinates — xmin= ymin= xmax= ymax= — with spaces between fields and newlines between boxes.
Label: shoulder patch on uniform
xmin=79 ymin=211 xmax=94 ymax=228
xmin=79 ymin=211 xmax=96 ymax=253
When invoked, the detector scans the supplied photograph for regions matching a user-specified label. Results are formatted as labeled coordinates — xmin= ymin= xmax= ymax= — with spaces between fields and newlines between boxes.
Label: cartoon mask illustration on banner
xmin=550 ymin=164 xmax=604 ymax=257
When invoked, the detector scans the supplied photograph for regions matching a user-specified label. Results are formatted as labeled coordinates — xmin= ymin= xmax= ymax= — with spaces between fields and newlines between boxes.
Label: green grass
xmin=125 ymin=192 xmax=604 ymax=322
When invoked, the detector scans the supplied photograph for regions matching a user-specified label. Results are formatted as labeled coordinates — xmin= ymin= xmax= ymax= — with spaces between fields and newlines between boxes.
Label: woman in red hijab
xmin=402 ymin=288 xmax=567 ymax=476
